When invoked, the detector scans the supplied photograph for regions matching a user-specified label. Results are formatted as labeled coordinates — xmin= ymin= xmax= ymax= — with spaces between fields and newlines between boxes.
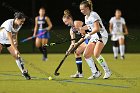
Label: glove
xmin=84 ymin=34 xmax=91 ymax=39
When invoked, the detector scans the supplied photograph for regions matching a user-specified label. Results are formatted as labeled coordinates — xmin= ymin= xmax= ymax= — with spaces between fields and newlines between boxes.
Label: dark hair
xmin=40 ymin=7 xmax=46 ymax=10
xmin=116 ymin=9 xmax=121 ymax=12
xmin=14 ymin=12 xmax=26 ymax=19
xmin=80 ymin=0 xmax=93 ymax=11
xmin=63 ymin=9 xmax=73 ymax=19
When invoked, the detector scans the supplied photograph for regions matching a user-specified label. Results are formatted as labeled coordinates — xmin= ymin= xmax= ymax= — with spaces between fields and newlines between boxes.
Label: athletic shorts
xmin=0 ymin=43 xmax=11 ymax=48
xmin=111 ymin=34 xmax=124 ymax=41
xmin=37 ymin=29 xmax=50 ymax=39
xmin=89 ymin=34 xmax=108 ymax=45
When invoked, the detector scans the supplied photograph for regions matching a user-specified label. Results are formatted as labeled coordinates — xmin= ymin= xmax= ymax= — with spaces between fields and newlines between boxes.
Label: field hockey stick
xmin=17 ymin=54 xmax=54 ymax=80
xmin=126 ymin=34 xmax=137 ymax=40
xmin=54 ymin=38 xmax=85 ymax=76
xmin=108 ymin=33 xmax=137 ymax=40
xmin=20 ymin=30 xmax=47 ymax=42
xmin=43 ymin=38 xmax=81 ymax=47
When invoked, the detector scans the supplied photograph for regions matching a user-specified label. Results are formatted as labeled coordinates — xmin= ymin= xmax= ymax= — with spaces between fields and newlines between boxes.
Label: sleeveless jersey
xmin=37 ymin=16 xmax=48 ymax=30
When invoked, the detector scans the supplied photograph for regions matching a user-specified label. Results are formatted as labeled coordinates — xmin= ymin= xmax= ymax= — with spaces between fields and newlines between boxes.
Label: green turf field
xmin=0 ymin=54 xmax=140 ymax=93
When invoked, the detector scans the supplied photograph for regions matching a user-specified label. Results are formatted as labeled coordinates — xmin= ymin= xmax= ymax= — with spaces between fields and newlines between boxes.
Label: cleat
xmin=114 ymin=56 xmax=118 ymax=60
xmin=42 ymin=56 xmax=48 ymax=61
xmin=103 ymin=71 xmax=112 ymax=79
xmin=22 ymin=70 xmax=31 ymax=80
xmin=70 ymin=72 xmax=84 ymax=78
xmin=88 ymin=71 xmax=101 ymax=80
xmin=120 ymin=56 xmax=125 ymax=60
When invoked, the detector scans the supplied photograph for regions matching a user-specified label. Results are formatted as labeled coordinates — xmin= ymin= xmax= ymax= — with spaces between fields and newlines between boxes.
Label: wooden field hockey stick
xmin=54 ymin=38 xmax=85 ymax=76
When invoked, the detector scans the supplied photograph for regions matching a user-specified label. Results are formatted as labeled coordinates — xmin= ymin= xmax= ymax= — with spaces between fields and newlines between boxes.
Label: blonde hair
xmin=80 ymin=0 xmax=93 ymax=11
xmin=87 ymin=0 xmax=93 ymax=11
xmin=63 ymin=9 xmax=73 ymax=19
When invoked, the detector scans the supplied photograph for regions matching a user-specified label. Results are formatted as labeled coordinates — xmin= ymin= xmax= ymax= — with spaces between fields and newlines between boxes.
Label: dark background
xmin=0 ymin=0 xmax=140 ymax=26
xmin=0 ymin=0 xmax=140 ymax=53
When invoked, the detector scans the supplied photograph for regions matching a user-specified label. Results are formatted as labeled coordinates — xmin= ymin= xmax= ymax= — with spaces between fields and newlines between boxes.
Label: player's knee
xmin=83 ymin=53 xmax=90 ymax=59
xmin=35 ymin=44 xmax=41 ymax=48
xmin=75 ymin=50 xmax=81 ymax=56
xmin=94 ymin=53 xmax=100 ymax=58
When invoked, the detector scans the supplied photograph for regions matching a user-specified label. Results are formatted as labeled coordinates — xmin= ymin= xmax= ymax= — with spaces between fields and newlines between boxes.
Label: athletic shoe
xmin=70 ymin=72 xmax=84 ymax=78
xmin=103 ymin=71 xmax=112 ymax=79
xmin=22 ymin=70 xmax=31 ymax=80
xmin=42 ymin=57 xmax=48 ymax=61
xmin=120 ymin=56 xmax=125 ymax=60
xmin=88 ymin=71 xmax=101 ymax=80
xmin=114 ymin=56 xmax=118 ymax=60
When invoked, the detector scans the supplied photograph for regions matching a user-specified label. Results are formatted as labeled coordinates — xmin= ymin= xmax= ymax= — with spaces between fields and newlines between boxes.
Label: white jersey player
xmin=79 ymin=0 xmax=111 ymax=79
xmin=109 ymin=9 xmax=128 ymax=59
xmin=0 ymin=12 xmax=31 ymax=80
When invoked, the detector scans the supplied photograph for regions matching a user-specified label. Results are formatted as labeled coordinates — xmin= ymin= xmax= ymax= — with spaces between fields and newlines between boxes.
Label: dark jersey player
xmin=33 ymin=7 xmax=52 ymax=61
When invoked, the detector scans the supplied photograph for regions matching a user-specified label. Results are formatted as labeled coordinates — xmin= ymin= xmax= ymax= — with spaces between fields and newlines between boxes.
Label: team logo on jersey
xmin=38 ymin=21 xmax=45 ymax=24
xmin=86 ymin=21 xmax=93 ymax=25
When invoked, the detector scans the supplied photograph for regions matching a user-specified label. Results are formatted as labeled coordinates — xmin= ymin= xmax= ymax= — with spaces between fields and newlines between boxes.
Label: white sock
xmin=96 ymin=55 xmax=110 ymax=72
xmin=16 ymin=59 xmax=24 ymax=73
xmin=85 ymin=57 xmax=97 ymax=74
xmin=113 ymin=46 xmax=118 ymax=57
xmin=119 ymin=45 xmax=125 ymax=56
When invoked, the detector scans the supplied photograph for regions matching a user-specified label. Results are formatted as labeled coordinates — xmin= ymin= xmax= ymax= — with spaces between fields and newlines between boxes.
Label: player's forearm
xmin=7 ymin=32 xmax=17 ymax=50
xmin=124 ymin=26 xmax=128 ymax=35
xmin=33 ymin=27 xmax=38 ymax=35
xmin=77 ymin=38 xmax=84 ymax=44
xmin=84 ymin=25 xmax=99 ymax=37
xmin=70 ymin=30 xmax=75 ymax=44
xmin=109 ymin=23 xmax=113 ymax=34
xmin=109 ymin=27 xmax=112 ymax=34
xmin=46 ymin=24 xmax=52 ymax=31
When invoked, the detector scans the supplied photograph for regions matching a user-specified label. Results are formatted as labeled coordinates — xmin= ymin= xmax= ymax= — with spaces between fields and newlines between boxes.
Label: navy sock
xmin=39 ymin=47 xmax=43 ymax=54
xmin=76 ymin=57 xmax=82 ymax=74
xmin=42 ymin=46 xmax=47 ymax=58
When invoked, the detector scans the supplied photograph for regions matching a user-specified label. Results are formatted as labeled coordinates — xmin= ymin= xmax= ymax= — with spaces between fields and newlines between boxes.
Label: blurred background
xmin=0 ymin=0 xmax=140 ymax=53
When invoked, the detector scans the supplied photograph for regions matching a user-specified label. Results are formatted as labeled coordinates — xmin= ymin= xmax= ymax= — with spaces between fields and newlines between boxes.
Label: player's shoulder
xmin=120 ymin=17 xmax=125 ymax=20
xmin=1 ymin=19 xmax=13 ymax=27
xmin=45 ymin=16 xmax=50 ymax=20
xmin=90 ymin=11 xmax=98 ymax=16
xmin=109 ymin=17 xmax=115 ymax=23
xmin=110 ymin=17 xmax=115 ymax=20
xmin=90 ymin=11 xmax=101 ymax=19
xmin=35 ymin=16 xmax=39 ymax=20
xmin=4 ymin=19 xmax=14 ymax=24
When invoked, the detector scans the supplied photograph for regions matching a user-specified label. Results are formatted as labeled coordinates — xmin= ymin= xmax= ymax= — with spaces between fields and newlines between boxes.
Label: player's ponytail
xmin=63 ymin=9 xmax=73 ymax=19
xmin=80 ymin=0 xmax=93 ymax=11
xmin=14 ymin=12 xmax=26 ymax=19
xmin=87 ymin=0 xmax=93 ymax=11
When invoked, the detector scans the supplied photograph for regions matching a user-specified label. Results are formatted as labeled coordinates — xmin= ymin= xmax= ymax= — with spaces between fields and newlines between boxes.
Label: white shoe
xmin=70 ymin=72 xmax=84 ymax=78
xmin=42 ymin=57 xmax=48 ymax=62
xmin=120 ymin=56 xmax=125 ymax=60
xmin=103 ymin=71 xmax=112 ymax=79
xmin=88 ymin=71 xmax=101 ymax=80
